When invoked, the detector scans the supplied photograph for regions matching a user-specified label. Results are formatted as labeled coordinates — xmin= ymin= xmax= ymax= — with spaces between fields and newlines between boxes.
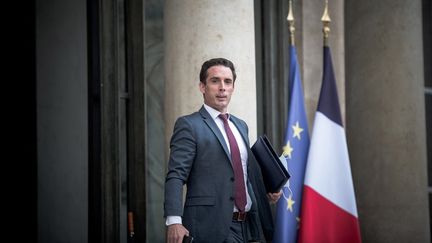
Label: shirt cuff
xmin=165 ymin=216 xmax=182 ymax=226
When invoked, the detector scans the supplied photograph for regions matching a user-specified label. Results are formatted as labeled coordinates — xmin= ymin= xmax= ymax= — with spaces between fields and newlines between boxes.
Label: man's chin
xmin=217 ymin=102 xmax=228 ymax=108
xmin=213 ymin=103 xmax=228 ymax=112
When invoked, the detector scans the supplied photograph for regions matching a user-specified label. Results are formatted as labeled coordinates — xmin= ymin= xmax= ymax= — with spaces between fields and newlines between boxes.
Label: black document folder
xmin=251 ymin=135 xmax=290 ymax=193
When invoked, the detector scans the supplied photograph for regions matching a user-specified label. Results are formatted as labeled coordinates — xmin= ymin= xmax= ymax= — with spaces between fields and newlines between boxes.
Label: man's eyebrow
xmin=209 ymin=76 xmax=232 ymax=81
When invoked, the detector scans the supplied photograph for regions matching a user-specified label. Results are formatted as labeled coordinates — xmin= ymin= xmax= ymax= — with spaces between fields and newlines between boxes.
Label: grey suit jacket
xmin=164 ymin=106 xmax=274 ymax=242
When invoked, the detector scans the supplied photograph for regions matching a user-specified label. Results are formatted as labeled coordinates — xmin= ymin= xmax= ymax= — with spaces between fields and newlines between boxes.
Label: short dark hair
xmin=199 ymin=58 xmax=237 ymax=83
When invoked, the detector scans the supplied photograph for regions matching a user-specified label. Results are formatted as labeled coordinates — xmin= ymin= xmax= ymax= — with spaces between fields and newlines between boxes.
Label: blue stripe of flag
xmin=316 ymin=47 xmax=343 ymax=127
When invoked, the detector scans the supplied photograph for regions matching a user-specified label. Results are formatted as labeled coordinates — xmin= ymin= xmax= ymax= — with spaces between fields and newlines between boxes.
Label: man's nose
xmin=219 ymin=82 xmax=226 ymax=91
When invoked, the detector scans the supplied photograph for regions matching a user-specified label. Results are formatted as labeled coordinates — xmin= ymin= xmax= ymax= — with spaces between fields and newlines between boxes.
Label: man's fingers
xmin=167 ymin=224 xmax=189 ymax=243
xmin=267 ymin=191 xmax=282 ymax=203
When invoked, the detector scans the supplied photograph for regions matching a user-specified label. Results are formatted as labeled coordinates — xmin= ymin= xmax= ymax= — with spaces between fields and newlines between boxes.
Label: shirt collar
xmin=203 ymin=104 xmax=230 ymax=120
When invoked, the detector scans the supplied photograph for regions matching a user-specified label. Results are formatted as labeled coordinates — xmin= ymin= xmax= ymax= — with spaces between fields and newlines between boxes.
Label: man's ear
xmin=199 ymin=81 xmax=205 ymax=94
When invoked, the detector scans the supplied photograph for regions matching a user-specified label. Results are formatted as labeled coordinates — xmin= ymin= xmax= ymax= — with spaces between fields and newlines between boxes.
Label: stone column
xmin=164 ymin=0 xmax=257 ymax=147
xmin=346 ymin=1 xmax=430 ymax=242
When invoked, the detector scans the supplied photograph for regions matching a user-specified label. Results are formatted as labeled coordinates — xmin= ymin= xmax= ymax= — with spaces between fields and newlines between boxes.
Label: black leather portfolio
xmin=251 ymin=135 xmax=290 ymax=193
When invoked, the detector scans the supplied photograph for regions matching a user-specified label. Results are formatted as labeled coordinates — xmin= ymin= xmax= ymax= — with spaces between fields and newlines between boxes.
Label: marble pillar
xmin=346 ymin=1 xmax=430 ymax=242
xmin=164 ymin=0 xmax=257 ymax=147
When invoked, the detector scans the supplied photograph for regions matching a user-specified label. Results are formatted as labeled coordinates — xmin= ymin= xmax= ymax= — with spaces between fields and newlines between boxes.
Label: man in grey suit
xmin=164 ymin=58 xmax=281 ymax=243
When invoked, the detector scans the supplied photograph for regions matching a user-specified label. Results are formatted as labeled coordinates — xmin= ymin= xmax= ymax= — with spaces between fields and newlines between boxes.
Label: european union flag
xmin=273 ymin=45 xmax=310 ymax=243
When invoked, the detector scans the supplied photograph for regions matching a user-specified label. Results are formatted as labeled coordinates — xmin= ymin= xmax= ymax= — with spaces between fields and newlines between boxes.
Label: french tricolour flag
xmin=298 ymin=46 xmax=362 ymax=243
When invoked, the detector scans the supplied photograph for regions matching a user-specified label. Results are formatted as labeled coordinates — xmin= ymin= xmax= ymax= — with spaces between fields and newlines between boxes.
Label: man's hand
xmin=267 ymin=191 xmax=282 ymax=204
xmin=166 ymin=224 xmax=189 ymax=243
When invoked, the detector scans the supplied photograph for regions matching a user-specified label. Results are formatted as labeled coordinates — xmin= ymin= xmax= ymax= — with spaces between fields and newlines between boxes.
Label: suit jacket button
xmin=230 ymin=177 xmax=235 ymax=182
xmin=230 ymin=196 xmax=234 ymax=201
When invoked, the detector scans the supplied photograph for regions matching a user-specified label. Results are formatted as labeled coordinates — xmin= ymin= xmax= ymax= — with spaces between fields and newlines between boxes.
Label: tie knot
xmin=219 ymin=113 xmax=229 ymax=122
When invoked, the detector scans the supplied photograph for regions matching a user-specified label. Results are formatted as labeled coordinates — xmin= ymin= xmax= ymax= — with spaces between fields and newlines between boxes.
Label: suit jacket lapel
xmin=230 ymin=116 xmax=250 ymax=148
xmin=199 ymin=106 xmax=231 ymax=161
xmin=230 ymin=116 xmax=254 ymax=172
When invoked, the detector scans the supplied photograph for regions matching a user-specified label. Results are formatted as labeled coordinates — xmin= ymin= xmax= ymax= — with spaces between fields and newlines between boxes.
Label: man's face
xmin=199 ymin=65 xmax=235 ymax=113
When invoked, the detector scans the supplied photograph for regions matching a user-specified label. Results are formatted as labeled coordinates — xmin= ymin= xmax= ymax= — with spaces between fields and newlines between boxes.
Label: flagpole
xmin=287 ymin=0 xmax=295 ymax=46
xmin=321 ymin=0 xmax=331 ymax=46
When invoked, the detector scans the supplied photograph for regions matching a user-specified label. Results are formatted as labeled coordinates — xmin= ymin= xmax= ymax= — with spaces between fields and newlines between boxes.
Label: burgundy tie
xmin=219 ymin=114 xmax=247 ymax=212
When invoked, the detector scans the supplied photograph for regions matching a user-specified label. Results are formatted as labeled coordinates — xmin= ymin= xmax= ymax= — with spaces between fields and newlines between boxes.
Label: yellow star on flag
xmin=282 ymin=140 xmax=293 ymax=159
xmin=286 ymin=194 xmax=295 ymax=212
xmin=292 ymin=121 xmax=303 ymax=140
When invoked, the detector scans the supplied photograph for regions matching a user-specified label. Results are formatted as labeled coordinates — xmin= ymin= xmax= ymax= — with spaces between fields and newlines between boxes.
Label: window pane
xmin=145 ymin=0 xmax=165 ymax=242
xmin=429 ymin=193 xmax=432 ymax=238
xmin=426 ymin=94 xmax=432 ymax=186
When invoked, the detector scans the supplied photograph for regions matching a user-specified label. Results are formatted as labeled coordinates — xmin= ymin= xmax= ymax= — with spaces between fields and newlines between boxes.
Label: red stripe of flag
xmin=299 ymin=186 xmax=362 ymax=243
